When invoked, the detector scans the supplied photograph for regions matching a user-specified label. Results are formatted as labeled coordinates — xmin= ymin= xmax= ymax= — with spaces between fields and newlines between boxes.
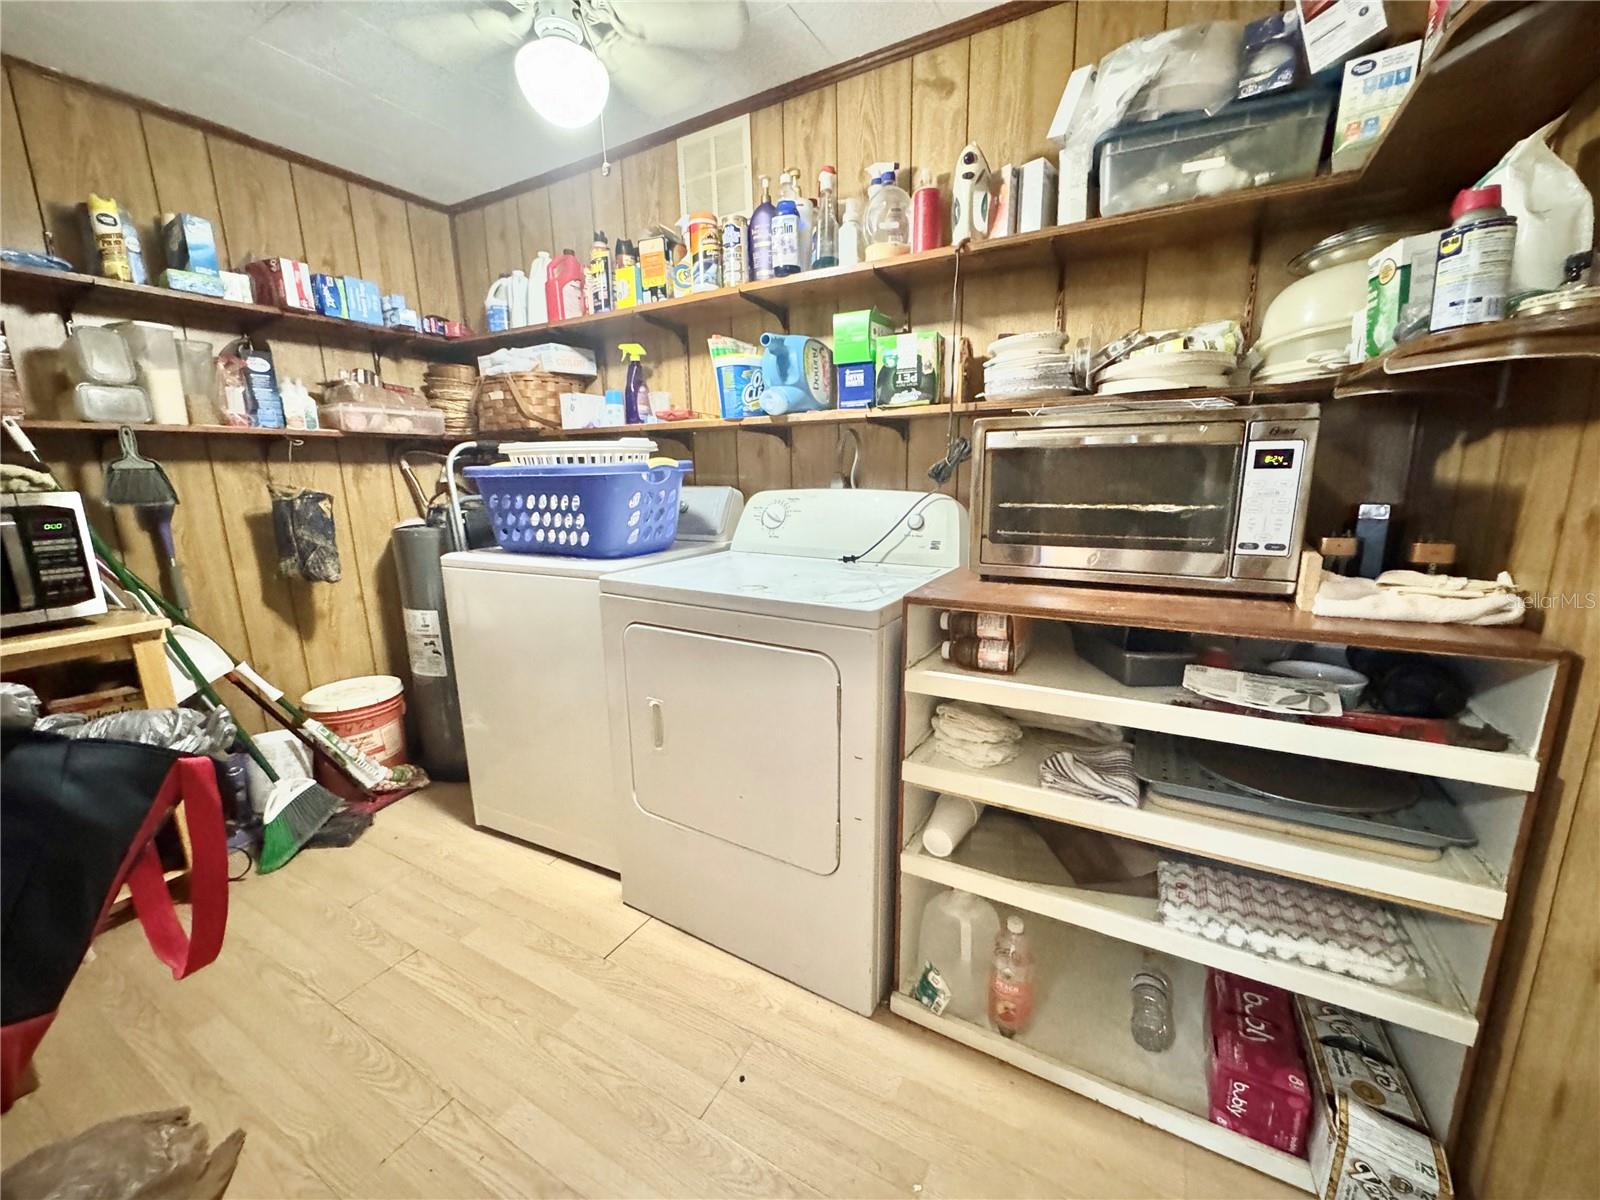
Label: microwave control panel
xmin=1234 ymin=439 xmax=1306 ymax=557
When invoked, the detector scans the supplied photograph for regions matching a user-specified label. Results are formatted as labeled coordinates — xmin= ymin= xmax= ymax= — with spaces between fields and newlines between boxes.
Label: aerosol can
xmin=952 ymin=143 xmax=995 ymax=243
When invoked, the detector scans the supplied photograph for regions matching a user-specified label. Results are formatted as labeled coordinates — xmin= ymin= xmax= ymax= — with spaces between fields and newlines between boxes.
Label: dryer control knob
xmin=761 ymin=502 xmax=787 ymax=529
xmin=907 ymin=513 xmax=926 ymax=531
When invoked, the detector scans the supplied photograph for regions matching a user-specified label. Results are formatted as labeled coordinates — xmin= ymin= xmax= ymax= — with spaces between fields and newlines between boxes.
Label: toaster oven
xmin=970 ymin=403 xmax=1319 ymax=595
xmin=2 ymin=491 xmax=107 ymax=630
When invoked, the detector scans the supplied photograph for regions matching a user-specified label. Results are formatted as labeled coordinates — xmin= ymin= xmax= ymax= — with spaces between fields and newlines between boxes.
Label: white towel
xmin=932 ymin=702 xmax=1023 ymax=768
xmin=1312 ymin=570 xmax=1525 ymax=626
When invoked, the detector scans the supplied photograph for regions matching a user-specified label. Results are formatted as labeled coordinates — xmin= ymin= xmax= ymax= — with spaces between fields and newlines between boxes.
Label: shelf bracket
xmin=740 ymin=291 xmax=790 ymax=331
xmin=639 ymin=312 xmax=690 ymax=351
xmin=869 ymin=266 xmax=913 ymax=327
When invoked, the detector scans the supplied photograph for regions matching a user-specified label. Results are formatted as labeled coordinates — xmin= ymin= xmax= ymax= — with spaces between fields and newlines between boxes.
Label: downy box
xmin=1364 ymin=233 xmax=1438 ymax=357
xmin=1331 ymin=41 xmax=1421 ymax=173
xmin=160 ymin=213 xmax=220 ymax=275
xmin=1019 ymin=158 xmax=1059 ymax=234
xmin=875 ymin=330 xmax=943 ymax=408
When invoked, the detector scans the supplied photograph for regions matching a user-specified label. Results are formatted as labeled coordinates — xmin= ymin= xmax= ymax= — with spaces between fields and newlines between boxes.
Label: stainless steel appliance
xmin=971 ymin=403 xmax=1319 ymax=595
xmin=2 ymin=491 xmax=107 ymax=629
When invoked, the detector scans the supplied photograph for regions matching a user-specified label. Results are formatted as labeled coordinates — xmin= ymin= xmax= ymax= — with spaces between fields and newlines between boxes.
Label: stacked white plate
xmin=984 ymin=332 xmax=1085 ymax=400
xmin=1095 ymin=349 xmax=1237 ymax=395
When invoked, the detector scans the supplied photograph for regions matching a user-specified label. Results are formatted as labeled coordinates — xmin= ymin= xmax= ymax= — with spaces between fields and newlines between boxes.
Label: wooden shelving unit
xmin=892 ymin=582 xmax=1570 ymax=1186
xmin=17 ymin=418 xmax=452 ymax=442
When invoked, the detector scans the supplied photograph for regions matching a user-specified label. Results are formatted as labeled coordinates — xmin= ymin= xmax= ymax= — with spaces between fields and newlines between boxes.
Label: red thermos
xmin=911 ymin=186 xmax=944 ymax=252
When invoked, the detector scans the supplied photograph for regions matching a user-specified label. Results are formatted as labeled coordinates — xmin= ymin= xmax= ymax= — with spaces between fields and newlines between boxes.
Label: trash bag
xmin=0 ymin=1107 xmax=244 ymax=1200
xmin=270 ymin=486 xmax=341 ymax=582
xmin=0 ymin=683 xmax=41 ymax=730
xmin=40 ymin=707 xmax=236 ymax=758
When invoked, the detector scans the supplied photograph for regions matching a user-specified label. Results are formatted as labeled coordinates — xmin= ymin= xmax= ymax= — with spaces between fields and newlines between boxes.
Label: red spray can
xmin=911 ymin=185 xmax=944 ymax=252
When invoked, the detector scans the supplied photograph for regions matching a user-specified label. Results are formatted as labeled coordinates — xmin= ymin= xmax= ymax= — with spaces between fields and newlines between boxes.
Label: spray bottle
xmin=781 ymin=168 xmax=814 ymax=264
xmin=587 ymin=231 xmax=614 ymax=315
xmin=619 ymin=342 xmax=649 ymax=424
xmin=751 ymin=175 xmax=777 ymax=281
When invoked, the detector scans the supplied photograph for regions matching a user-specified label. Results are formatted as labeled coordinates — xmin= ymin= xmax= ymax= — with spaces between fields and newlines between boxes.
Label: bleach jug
xmin=484 ymin=274 xmax=512 ymax=332
xmin=546 ymin=249 xmax=585 ymax=321
xmin=757 ymin=333 xmax=834 ymax=415
xmin=527 ymin=251 xmax=551 ymax=325
xmin=507 ymin=269 xmax=530 ymax=327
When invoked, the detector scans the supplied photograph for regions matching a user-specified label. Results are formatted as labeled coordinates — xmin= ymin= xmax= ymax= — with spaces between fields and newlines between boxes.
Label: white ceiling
xmin=0 ymin=0 xmax=995 ymax=206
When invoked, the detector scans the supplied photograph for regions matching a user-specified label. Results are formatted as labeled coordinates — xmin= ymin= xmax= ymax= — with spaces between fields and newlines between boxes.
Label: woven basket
xmin=474 ymin=370 xmax=587 ymax=432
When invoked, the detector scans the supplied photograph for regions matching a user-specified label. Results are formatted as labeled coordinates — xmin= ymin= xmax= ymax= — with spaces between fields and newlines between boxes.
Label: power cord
xmin=841 ymin=493 xmax=938 ymax=563
xmin=927 ymin=435 xmax=970 ymax=485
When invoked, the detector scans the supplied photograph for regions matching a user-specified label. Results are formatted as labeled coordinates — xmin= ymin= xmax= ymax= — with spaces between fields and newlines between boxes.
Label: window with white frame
xmin=677 ymin=115 xmax=753 ymax=217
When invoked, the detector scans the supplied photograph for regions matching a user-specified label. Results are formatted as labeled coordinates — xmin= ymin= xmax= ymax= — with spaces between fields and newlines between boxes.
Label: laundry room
xmin=0 ymin=1 xmax=1596 ymax=1196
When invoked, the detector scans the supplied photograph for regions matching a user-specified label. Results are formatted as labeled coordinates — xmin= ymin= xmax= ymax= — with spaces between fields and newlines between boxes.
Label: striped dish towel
xmin=1039 ymin=736 xmax=1141 ymax=807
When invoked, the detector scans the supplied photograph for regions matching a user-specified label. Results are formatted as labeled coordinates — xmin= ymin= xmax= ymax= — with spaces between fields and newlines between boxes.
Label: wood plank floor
xmin=0 ymin=785 xmax=1300 ymax=1199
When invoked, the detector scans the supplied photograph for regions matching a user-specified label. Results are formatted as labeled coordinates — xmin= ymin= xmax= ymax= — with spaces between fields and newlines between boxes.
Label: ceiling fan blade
xmin=594 ymin=0 xmax=749 ymax=53
xmin=596 ymin=39 xmax=711 ymax=118
xmin=389 ymin=7 xmax=535 ymax=68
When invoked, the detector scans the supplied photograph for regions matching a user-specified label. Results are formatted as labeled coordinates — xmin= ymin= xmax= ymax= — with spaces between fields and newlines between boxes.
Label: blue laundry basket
xmin=464 ymin=461 xmax=689 ymax=557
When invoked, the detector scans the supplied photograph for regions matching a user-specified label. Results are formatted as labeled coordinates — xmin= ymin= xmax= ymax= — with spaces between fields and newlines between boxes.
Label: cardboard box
xmin=875 ymin=330 xmax=943 ymax=408
xmin=246 ymin=258 xmax=315 ymax=310
xmin=1206 ymin=972 xmax=1311 ymax=1155
xmin=220 ymin=270 xmax=254 ymax=303
xmin=991 ymin=164 xmax=1020 ymax=237
xmin=342 ymin=276 xmax=384 ymax=325
xmin=158 ymin=268 xmax=225 ymax=297
xmin=560 ymin=391 xmax=619 ymax=430
xmin=311 ymin=273 xmax=346 ymax=319
xmin=837 ymin=363 xmax=875 ymax=409
xmin=1296 ymin=0 xmax=1387 ymax=74
xmin=1018 ymin=158 xmax=1058 ymax=234
xmin=1294 ymin=996 xmax=1430 ymax=1132
xmin=832 ymin=308 xmax=895 ymax=365
xmin=160 ymin=212 xmax=219 ymax=275
xmin=1331 ymin=41 xmax=1420 ymax=173
xmin=1309 ymin=1088 xmax=1452 ymax=1200
xmin=1239 ymin=10 xmax=1305 ymax=99
xmin=1364 ymin=233 xmax=1439 ymax=358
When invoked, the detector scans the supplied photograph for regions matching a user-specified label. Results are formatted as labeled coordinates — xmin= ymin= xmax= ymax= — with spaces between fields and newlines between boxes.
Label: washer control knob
xmin=761 ymin=502 xmax=787 ymax=529
xmin=907 ymin=513 xmax=926 ymax=531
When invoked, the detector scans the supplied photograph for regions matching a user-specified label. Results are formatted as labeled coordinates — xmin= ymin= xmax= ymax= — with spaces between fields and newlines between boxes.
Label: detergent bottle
xmin=587 ymin=232 xmax=613 ymax=314
xmin=618 ymin=343 xmax=650 ymax=424
xmin=527 ymin=251 xmax=551 ymax=324
xmin=757 ymin=333 xmax=834 ymax=415
xmin=838 ymin=197 xmax=866 ymax=268
xmin=864 ymin=162 xmax=912 ymax=261
xmin=811 ymin=166 xmax=839 ymax=269
xmin=751 ymin=175 xmax=777 ymax=281
xmin=547 ymin=249 xmax=585 ymax=321
xmin=484 ymin=274 xmax=512 ymax=332
xmin=772 ymin=174 xmax=803 ymax=278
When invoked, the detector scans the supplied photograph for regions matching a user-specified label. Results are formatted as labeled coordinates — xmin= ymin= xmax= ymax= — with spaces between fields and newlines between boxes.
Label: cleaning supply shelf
xmin=901 ymin=733 xmax=1507 ymax=920
xmin=898 ymin=815 xmax=1480 ymax=1046
xmin=16 ymin=419 xmax=444 ymax=441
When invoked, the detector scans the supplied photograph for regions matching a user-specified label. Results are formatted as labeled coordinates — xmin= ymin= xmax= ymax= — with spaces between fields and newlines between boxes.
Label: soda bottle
xmin=988 ymin=915 xmax=1035 ymax=1038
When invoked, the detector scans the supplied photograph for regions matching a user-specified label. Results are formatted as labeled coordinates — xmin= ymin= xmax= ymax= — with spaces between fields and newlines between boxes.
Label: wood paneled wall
xmin=2 ymin=8 xmax=1597 ymax=1193
xmin=1 ymin=61 xmax=463 ymax=722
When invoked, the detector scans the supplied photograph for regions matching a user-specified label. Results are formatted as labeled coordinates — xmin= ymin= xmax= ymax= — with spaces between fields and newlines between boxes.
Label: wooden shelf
xmin=17 ymin=419 xmax=452 ymax=442
xmin=888 ymin=919 xmax=1316 ymax=1192
xmin=902 ymin=732 xmax=1508 ymax=920
xmin=901 ymin=809 xmax=1480 ymax=1044
xmin=907 ymin=570 xmax=1564 ymax=663
xmin=0 ymin=263 xmax=472 ymax=361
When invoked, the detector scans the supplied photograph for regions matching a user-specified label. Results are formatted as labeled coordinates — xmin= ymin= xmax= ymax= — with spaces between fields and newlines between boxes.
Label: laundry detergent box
xmin=1331 ymin=40 xmax=1421 ymax=173
xmin=875 ymin=330 xmax=944 ymax=408
xmin=160 ymin=212 xmax=219 ymax=275
xmin=833 ymin=308 xmax=895 ymax=408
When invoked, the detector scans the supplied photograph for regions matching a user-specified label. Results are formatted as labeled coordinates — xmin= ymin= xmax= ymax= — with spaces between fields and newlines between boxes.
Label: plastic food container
xmin=1096 ymin=89 xmax=1336 ymax=216
xmin=112 ymin=321 xmax=187 ymax=424
xmin=318 ymin=398 xmax=446 ymax=435
xmin=61 ymin=326 xmax=137 ymax=385
xmin=71 ymin=382 xmax=152 ymax=423
xmin=177 ymin=339 xmax=218 ymax=423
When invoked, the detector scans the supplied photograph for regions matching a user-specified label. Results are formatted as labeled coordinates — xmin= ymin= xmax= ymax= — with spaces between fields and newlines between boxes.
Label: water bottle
xmin=1130 ymin=966 xmax=1174 ymax=1052
xmin=988 ymin=915 xmax=1035 ymax=1038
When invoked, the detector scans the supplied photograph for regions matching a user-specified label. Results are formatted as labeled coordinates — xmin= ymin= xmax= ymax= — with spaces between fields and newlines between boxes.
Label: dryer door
xmin=622 ymin=624 xmax=841 ymax=875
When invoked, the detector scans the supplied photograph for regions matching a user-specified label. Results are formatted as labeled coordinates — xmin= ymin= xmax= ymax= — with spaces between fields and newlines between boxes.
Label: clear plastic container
xmin=319 ymin=384 xmax=446 ymax=435
xmin=1096 ymin=89 xmax=1336 ymax=217
xmin=916 ymin=889 xmax=1001 ymax=1023
xmin=61 ymin=326 xmax=137 ymax=386
xmin=71 ymin=382 xmax=152 ymax=423
xmin=1131 ymin=966 xmax=1175 ymax=1052
xmin=113 ymin=321 xmax=187 ymax=424
xmin=177 ymin=339 xmax=218 ymax=423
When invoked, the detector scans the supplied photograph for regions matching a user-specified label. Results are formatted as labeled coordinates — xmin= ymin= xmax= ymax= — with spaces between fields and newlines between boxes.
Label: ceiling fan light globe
xmin=514 ymin=36 xmax=610 ymax=128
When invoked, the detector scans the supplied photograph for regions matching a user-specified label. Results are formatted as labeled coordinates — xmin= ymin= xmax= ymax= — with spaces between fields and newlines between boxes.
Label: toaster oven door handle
xmin=986 ymin=427 xmax=1241 ymax=449
xmin=1 ymin=515 xmax=35 ymax=610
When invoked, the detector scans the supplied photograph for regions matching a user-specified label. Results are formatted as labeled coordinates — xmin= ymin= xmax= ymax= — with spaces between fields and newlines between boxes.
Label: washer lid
xmin=441 ymin=539 xmax=729 ymax=579
xmin=601 ymin=550 xmax=951 ymax=628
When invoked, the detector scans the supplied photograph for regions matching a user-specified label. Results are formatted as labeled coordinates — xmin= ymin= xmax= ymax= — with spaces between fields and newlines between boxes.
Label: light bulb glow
xmin=514 ymin=35 xmax=609 ymax=129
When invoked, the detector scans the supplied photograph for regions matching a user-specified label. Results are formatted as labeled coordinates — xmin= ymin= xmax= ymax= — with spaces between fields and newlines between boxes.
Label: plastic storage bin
xmin=71 ymin=382 xmax=152 ymax=423
xmin=464 ymin=460 xmax=688 ymax=558
xmin=112 ymin=321 xmax=187 ymax=424
xmin=319 ymin=382 xmax=446 ymax=435
xmin=1096 ymin=89 xmax=1336 ymax=216
xmin=61 ymin=326 xmax=137 ymax=385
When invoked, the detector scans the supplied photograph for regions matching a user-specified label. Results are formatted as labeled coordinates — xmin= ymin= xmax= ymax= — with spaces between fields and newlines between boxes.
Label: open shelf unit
xmin=892 ymin=578 xmax=1570 ymax=1185
xmin=15 ymin=418 xmax=453 ymax=442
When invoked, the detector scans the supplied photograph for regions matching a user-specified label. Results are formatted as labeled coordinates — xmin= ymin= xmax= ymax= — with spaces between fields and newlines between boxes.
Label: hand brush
xmin=258 ymin=778 xmax=343 ymax=873
xmin=104 ymin=425 xmax=179 ymax=507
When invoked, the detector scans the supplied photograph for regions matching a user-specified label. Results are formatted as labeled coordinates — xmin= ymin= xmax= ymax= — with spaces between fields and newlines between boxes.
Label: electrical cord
xmin=928 ymin=235 xmax=966 ymax=486
xmin=927 ymin=435 xmax=970 ymax=484
xmin=840 ymin=493 xmax=939 ymax=563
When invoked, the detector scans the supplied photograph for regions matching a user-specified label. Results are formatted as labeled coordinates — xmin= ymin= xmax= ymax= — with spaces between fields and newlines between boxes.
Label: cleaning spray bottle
xmin=588 ymin=231 xmax=614 ymax=314
xmin=751 ymin=175 xmax=777 ymax=281
xmin=619 ymin=342 xmax=649 ymax=424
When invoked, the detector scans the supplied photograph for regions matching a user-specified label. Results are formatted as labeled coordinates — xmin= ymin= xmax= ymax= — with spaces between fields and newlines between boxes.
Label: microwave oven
xmin=2 ymin=491 xmax=108 ymax=630
xmin=970 ymin=403 xmax=1319 ymax=595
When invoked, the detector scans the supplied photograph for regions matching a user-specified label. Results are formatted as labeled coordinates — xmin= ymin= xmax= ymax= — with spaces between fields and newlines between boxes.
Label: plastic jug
xmin=864 ymin=161 xmax=912 ymax=261
xmin=507 ymin=269 xmax=530 ymax=328
xmin=756 ymin=333 xmax=834 ymax=415
xmin=527 ymin=251 xmax=552 ymax=325
xmin=546 ymin=250 xmax=586 ymax=321
xmin=916 ymin=889 xmax=1001 ymax=1023
xmin=484 ymin=274 xmax=512 ymax=332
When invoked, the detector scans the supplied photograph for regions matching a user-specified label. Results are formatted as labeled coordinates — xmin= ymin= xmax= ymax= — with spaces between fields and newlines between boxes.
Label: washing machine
xmin=442 ymin=486 xmax=743 ymax=870
xmin=599 ymin=489 xmax=968 ymax=1015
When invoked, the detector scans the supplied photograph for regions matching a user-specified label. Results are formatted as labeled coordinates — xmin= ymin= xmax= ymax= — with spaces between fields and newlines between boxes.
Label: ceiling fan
xmin=390 ymin=0 xmax=750 ymax=125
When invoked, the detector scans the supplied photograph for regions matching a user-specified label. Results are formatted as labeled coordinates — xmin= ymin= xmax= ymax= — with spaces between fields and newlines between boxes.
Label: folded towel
xmin=1312 ymin=570 xmax=1525 ymax=626
xmin=932 ymin=702 xmax=1023 ymax=768
xmin=1039 ymin=736 xmax=1141 ymax=807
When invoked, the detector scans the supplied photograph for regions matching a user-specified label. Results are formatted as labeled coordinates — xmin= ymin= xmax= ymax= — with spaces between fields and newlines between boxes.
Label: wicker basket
xmin=474 ymin=370 xmax=587 ymax=433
